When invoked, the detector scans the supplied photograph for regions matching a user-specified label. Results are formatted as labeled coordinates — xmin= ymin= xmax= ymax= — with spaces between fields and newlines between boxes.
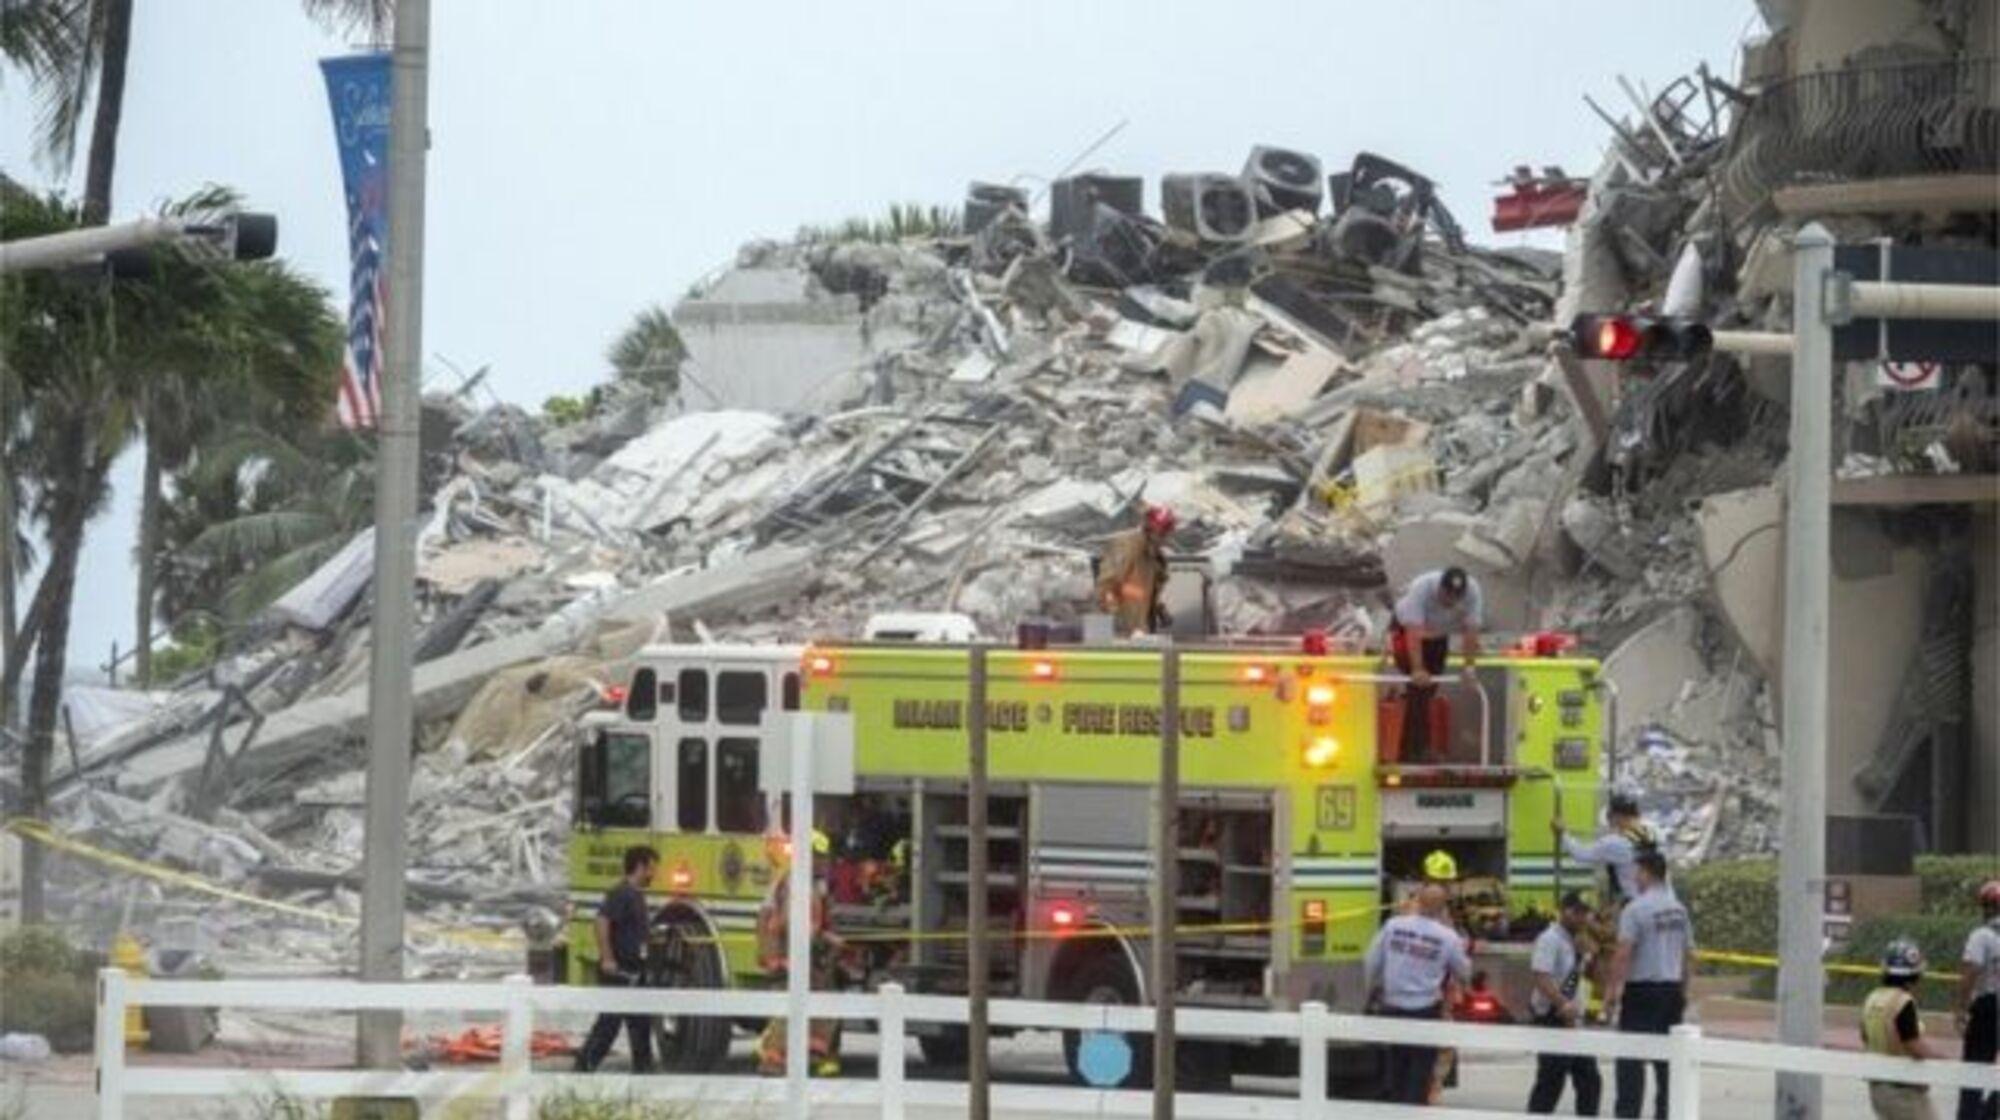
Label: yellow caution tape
xmin=4 ymin=817 xmax=521 ymax=951
xmin=1698 ymin=948 xmax=1961 ymax=984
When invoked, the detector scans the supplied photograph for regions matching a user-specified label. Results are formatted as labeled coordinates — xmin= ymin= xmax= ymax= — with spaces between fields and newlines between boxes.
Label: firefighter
xmin=756 ymin=829 xmax=847 ymax=1077
xmin=1604 ymin=847 xmax=1695 ymax=1120
xmin=1389 ymin=566 xmax=1483 ymax=760
xmin=1957 ymin=881 xmax=2000 ymax=1120
xmin=1862 ymin=938 xmax=1939 ymax=1120
xmin=1364 ymin=882 xmax=1472 ymax=1105
xmin=1096 ymin=505 xmax=1175 ymax=635
xmin=574 ymin=846 xmax=659 ymax=1074
xmin=1553 ymin=789 xmax=1657 ymax=904
xmin=1527 ymin=892 xmax=1603 ymax=1116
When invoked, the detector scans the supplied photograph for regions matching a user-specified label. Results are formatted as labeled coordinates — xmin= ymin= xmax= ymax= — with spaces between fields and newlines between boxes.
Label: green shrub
xmin=0 ymin=925 xmax=81 ymax=980
xmin=1677 ymin=859 xmax=1778 ymax=974
xmin=1918 ymin=854 xmax=1997 ymax=916
xmin=543 ymin=394 xmax=590 ymax=426
xmin=0 ymin=971 xmax=96 ymax=1052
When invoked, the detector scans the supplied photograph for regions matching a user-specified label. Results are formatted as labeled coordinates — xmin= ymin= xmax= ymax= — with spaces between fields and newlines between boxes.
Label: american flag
xmin=322 ymin=53 xmax=393 ymax=432
xmin=336 ymin=206 xmax=385 ymax=430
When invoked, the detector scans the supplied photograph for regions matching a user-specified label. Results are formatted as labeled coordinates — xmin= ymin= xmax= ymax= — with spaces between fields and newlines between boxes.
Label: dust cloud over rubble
xmin=17 ymin=40 xmax=1995 ymax=975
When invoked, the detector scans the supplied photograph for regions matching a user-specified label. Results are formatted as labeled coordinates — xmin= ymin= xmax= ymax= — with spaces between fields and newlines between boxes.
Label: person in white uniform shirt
xmin=1527 ymin=892 xmax=1603 ymax=1115
xmin=1365 ymin=882 xmax=1473 ymax=1104
xmin=1957 ymin=881 xmax=2000 ymax=1120
xmin=1605 ymin=848 xmax=1695 ymax=1120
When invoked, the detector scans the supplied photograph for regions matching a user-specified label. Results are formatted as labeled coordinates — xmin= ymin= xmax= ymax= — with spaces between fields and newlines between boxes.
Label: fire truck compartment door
xmin=757 ymin=711 xmax=856 ymax=795
xmin=1379 ymin=789 xmax=1506 ymax=839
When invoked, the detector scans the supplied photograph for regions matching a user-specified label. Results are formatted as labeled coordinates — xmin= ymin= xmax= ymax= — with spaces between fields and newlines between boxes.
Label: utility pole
xmin=357 ymin=0 xmax=430 ymax=1070
xmin=1152 ymin=643 xmax=1179 ymax=1117
xmin=1775 ymin=222 xmax=1833 ymax=1120
xmin=967 ymin=646 xmax=991 ymax=1120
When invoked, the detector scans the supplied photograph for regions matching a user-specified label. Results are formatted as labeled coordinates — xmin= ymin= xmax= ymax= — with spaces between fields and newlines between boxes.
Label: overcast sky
xmin=1 ymin=0 xmax=1760 ymax=673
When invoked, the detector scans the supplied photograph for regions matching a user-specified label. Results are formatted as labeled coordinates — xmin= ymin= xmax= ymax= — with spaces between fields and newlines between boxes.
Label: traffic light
xmin=1568 ymin=313 xmax=1713 ymax=361
xmin=106 ymin=212 xmax=278 ymax=278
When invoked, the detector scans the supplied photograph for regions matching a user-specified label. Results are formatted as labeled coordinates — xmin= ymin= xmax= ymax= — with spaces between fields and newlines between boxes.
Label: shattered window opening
xmin=626 ymin=667 xmax=658 ymax=721
xmin=677 ymin=737 xmax=709 ymax=832
xmin=583 ymin=731 xmax=651 ymax=829
xmin=679 ymin=668 xmax=709 ymax=722
xmin=717 ymin=737 xmax=764 ymax=834
xmin=718 ymin=670 xmax=767 ymax=726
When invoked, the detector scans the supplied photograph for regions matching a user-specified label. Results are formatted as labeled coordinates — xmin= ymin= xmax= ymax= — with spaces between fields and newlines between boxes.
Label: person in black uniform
xmin=576 ymin=845 xmax=659 ymax=1073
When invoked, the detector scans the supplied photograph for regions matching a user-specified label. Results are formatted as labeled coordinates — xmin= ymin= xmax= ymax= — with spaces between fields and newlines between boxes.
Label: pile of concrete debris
xmin=31 ymin=50 xmax=1965 ymax=968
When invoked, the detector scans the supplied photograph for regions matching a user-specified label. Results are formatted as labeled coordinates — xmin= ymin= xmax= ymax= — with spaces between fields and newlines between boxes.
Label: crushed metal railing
xmin=1721 ymin=56 xmax=2000 ymax=216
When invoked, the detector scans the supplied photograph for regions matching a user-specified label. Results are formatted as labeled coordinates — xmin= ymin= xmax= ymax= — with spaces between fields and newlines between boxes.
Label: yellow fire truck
xmin=560 ymin=620 xmax=1612 ymax=1088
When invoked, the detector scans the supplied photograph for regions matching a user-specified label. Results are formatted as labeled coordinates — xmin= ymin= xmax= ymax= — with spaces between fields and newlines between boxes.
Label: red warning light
xmin=1050 ymin=903 xmax=1079 ymax=930
xmin=1595 ymin=317 xmax=1643 ymax=360
xmin=806 ymin=653 xmax=836 ymax=677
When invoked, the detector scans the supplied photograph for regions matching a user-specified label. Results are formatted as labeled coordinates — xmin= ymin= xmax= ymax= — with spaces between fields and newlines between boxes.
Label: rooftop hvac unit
xmin=1161 ymin=173 xmax=1254 ymax=244
xmin=1242 ymin=145 xmax=1323 ymax=216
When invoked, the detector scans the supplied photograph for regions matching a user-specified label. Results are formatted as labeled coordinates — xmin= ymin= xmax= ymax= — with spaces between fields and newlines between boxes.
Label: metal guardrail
xmin=1721 ymin=57 xmax=2000 ymax=217
xmin=93 ymin=969 xmax=2000 ymax=1120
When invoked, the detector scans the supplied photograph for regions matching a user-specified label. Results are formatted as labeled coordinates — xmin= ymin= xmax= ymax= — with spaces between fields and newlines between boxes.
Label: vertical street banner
xmin=321 ymin=53 xmax=392 ymax=430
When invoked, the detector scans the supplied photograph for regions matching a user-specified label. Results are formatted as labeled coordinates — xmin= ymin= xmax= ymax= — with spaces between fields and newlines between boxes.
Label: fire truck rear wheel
xmin=1058 ymin=954 xmax=1153 ymax=1088
xmin=647 ymin=916 xmax=730 ymax=1072
xmin=917 ymin=1027 xmax=970 ymax=1069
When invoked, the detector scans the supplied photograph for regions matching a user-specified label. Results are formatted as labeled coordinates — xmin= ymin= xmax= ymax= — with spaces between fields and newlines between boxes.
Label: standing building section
xmin=562 ymin=637 xmax=1608 ymax=1085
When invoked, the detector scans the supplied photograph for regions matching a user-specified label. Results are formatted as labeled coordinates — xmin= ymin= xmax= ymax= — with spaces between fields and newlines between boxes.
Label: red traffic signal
xmin=1569 ymin=314 xmax=1713 ymax=362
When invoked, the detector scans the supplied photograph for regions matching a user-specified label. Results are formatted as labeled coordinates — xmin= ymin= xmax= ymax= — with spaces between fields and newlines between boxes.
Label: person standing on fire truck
xmin=1097 ymin=505 xmax=1176 ymax=635
xmin=1390 ymin=567 xmax=1484 ymax=760
xmin=1365 ymin=882 xmax=1473 ymax=1104
xmin=756 ymin=829 xmax=847 ymax=1077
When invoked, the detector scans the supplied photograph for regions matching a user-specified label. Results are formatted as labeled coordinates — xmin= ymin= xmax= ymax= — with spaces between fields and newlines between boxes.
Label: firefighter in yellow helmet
xmin=756 ymin=828 xmax=846 ymax=1076
xmin=1423 ymin=849 xmax=1460 ymax=884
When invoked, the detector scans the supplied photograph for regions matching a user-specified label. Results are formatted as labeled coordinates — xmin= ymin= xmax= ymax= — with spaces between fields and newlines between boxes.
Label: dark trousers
xmin=1390 ymin=624 xmax=1449 ymax=761
xmin=1528 ymin=1015 xmax=1603 ymax=1115
xmin=1614 ymin=983 xmax=1685 ymax=1120
xmin=1961 ymin=993 xmax=1998 ymax=1120
xmin=577 ymin=970 xmax=655 ymax=1073
xmin=1378 ymin=1004 xmax=1443 ymax=1104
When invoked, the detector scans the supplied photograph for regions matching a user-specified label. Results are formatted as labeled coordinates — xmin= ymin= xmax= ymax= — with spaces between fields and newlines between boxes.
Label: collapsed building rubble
xmin=6 ymin=6 xmax=1995 ymax=976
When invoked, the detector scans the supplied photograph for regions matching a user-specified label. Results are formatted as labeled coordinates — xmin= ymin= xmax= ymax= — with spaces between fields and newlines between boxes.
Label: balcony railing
xmin=1721 ymin=56 xmax=2000 ymax=217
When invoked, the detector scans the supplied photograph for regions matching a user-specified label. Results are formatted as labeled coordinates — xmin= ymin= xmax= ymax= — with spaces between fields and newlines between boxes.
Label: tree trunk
xmin=1 ymin=458 xmax=16 ymax=728
xmin=133 ymin=404 xmax=161 ymax=686
xmin=19 ymin=426 xmax=92 ymax=924
xmin=79 ymin=0 xmax=134 ymax=225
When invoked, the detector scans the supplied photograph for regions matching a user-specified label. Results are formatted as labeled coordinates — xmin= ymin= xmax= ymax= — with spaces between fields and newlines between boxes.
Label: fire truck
xmin=560 ymin=618 xmax=1612 ymax=1088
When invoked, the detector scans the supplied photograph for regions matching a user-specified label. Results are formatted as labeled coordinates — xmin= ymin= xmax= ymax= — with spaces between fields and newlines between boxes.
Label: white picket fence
xmin=94 ymin=969 xmax=1997 ymax=1119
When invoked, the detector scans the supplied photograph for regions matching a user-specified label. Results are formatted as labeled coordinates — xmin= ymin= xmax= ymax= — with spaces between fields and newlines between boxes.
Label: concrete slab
xmin=110 ymin=547 xmax=818 ymax=797
xmin=1604 ymin=607 xmax=1706 ymax=733
xmin=1695 ymin=484 xmax=1784 ymax=678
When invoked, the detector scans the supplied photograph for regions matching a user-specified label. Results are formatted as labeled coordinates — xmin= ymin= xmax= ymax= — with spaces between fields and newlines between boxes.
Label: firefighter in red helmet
xmin=1097 ymin=505 xmax=1176 ymax=636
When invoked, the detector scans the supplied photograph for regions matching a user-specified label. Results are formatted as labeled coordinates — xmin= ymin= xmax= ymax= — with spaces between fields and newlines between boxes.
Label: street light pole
xmin=357 ymin=0 xmax=430 ymax=1070
xmin=1152 ymin=643 xmax=1179 ymax=1118
xmin=1775 ymin=222 xmax=1833 ymax=1120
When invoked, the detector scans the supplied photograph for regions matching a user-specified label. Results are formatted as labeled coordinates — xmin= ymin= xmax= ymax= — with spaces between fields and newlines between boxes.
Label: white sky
xmin=0 ymin=0 xmax=1760 ymax=672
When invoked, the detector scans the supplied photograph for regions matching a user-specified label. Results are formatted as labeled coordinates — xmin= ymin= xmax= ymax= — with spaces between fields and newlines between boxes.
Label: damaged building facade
xmin=0 ymin=0 xmax=1993 ymax=980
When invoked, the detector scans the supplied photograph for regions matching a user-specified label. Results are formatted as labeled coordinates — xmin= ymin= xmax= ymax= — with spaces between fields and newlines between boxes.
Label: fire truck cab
xmin=565 ymin=627 xmax=1612 ymax=1086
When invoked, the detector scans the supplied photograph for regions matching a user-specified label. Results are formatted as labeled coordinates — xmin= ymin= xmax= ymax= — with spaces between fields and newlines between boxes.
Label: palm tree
xmin=0 ymin=188 xmax=146 ymax=921
xmin=120 ymin=188 xmax=343 ymax=682
xmin=607 ymin=303 xmax=686 ymax=396
xmin=166 ymin=430 xmax=374 ymax=626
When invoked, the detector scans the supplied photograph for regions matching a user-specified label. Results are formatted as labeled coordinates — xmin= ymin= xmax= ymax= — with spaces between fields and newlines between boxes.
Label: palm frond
xmin=219 ymin=534 xmax=348 ymax=622
xmin=185 ymin=509 xmax=337 ymax=566
xmin=299 ymin=0 xmax=394 ymax=45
